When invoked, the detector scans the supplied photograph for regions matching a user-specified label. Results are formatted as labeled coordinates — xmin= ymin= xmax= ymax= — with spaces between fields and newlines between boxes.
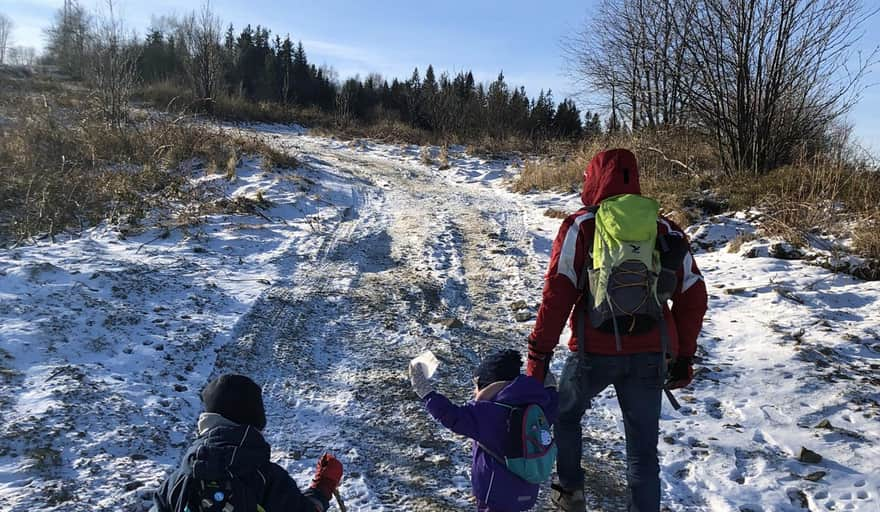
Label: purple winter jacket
xmin=424 ymin=375 xmax=559 ymax=512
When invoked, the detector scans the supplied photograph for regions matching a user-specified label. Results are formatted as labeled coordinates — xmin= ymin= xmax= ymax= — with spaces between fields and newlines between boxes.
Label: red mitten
xmin=310 ymin=453 xmax=343 ymax=500
xmin=666 ymin=356 xmax=694 ymax=390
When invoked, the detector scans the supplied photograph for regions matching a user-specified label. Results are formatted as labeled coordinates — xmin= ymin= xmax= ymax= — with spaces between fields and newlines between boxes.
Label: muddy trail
xmin=209 ymin=128 xmax=629 ymax=511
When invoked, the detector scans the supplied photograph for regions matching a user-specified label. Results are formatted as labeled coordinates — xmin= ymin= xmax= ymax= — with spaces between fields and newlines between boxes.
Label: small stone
xmin=509 ymin=300 xmax=528 ymax=311
xmin=154 ymin=344 xmax=164 ymax=351
xmin=129 ymin=453 xmax=148 ymax=461
xmin=770 ymin=243 xmax=804 ymax=260
xmin=418 ymin=439 xmax=445 ymax=450
xmin=797 ymin=447 xmax=823 ymax=464
xmin=814 ymin=419 xmax=833 ymax=429
xmin=804 ymin=471 xmax=826 ymax=482
xmin=173 ymin=384 xmax=187 ymax=393
xmin=688 ymin=438 xmax=709 ymax=448
xmin=514 ymin=311 xmax=533 ymax=322
xmin=543 ymin=208 xmax=569 ymax=219
xmin=440 ymin=318 xmax=463 ymax=329
xmin=124 ymin=481 xmax=144 ymax=492
xmin=786 ymin=488 xmax=809 ymax=508
xmin=662 ymin=436 xmax=676 ymax=444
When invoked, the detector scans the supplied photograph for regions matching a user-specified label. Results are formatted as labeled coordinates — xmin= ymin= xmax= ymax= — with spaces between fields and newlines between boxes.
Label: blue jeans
xmin=556 ymin=352 xmax=663 ymax=512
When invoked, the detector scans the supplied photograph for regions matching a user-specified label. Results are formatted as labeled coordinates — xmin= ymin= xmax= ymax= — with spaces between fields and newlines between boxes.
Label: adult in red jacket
xmin=526 ymin=149 xmax=707 ymax=512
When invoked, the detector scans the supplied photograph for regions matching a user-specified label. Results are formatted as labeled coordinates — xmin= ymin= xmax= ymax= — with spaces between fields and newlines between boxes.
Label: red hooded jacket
xmin=527 ymin=149 xmax=707 ymax=370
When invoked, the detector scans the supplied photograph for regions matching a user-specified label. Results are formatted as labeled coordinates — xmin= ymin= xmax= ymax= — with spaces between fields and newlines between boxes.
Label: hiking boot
xmin=551 ymin=483 xmax=586 ymax=512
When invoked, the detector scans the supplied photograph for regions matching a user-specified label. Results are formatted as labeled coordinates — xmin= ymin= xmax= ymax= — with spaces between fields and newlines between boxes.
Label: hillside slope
xmin=0 ymin=125 xmax=877 ymax=511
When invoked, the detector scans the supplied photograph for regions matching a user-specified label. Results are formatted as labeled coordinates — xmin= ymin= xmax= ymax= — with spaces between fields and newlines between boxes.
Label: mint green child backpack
xmin=478 ymin=402 xmax=557 ymax=484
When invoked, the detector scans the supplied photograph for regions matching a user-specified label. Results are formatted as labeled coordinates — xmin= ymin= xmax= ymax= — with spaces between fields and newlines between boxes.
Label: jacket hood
xmin=581 ymin=148 xmax=641 ymax=206
xmin=189 ymin=423 xmax=270 ymax=480
xmin=492 ymin=375 xmax=553 ymax=408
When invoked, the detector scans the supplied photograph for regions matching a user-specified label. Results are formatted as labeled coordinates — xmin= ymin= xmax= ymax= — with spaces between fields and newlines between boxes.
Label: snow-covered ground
xmin=0 ymin=124 xmax=877 ymax=511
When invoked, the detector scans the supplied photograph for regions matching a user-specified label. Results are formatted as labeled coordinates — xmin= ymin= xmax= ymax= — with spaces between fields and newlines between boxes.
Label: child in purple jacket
xmin=409 ymin=349 xmax=559 ymax=512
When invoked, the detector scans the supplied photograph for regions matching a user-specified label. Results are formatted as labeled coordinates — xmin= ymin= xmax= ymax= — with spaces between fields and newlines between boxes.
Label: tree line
xmin=35 ymin=1 xmax=599 ymax=144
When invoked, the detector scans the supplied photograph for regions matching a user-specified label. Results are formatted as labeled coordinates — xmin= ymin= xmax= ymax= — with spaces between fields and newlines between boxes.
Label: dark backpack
xmin=179 ymin=474 xmax=265 ymax=512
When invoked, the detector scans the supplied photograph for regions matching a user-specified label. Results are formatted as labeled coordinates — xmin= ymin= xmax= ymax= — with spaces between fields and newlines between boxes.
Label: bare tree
xmin=89 ymin=0 xmax=140 ymax=127
xmin=565 ymin=0 xmax=694 ymax=130
xmin=0 ymin=13 xmax=12 ymax=64
xmin=566 ymin=0 xmax=877 ymax=174
xmin=9 ymin=46 xmax=37 ymax=67
xmin=681 ymin=0 xmax=877 ymax=174
xmin=178 ymin=2 xmax=223 ymax=114
xmin=45 ymin=0 xmax=91 ymax=78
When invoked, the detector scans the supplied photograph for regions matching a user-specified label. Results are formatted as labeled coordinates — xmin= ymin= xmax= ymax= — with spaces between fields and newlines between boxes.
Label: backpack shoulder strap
xmin=488 ymin=401 xmax=520 ymax=411
xmin=575 ymin=207 xmax=599 ymax=359
xmin=476 ymin=441 xmax=508 ymax=465
xmin=476 ymin=402 xmax=532 ymax=464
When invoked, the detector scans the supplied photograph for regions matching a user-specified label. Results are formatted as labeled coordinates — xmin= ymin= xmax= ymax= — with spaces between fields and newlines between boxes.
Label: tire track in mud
xmin=211 ymin=130 xmax=628 ymax=510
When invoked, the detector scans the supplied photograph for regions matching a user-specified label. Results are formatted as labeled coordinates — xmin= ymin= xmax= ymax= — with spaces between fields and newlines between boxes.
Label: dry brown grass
xmin=136 ymin=82 xmax=331 ymax=127
xmin=0 ymin=76 xmax=299 ymax=244
xmin=724 ymin=156 xmax=880 ymax=259
xmin=310 ymin=118 xmax=436 ymax=146
xmin=438 ymin=144 xmax=451 ymax=170
xmin=853 ymin=216 xmax=880 ymax=251
xmin=419 ymin=146 xmax=433 ymax=165
xmin=513 ymin=130 xmax=713 ymax=227
xmin=727 ymin=232 xmax=760 ymax=253
xmin=513 ymin=129 xmax=880 ymax=266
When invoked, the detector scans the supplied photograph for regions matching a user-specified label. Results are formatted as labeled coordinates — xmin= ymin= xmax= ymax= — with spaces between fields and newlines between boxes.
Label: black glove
xmin=666 ymin=356 xmax=693 ymax=389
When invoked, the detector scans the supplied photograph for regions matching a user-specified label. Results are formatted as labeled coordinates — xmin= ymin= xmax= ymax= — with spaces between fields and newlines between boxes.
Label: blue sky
xmin=3 ymin=0 xmax=880 ymax=153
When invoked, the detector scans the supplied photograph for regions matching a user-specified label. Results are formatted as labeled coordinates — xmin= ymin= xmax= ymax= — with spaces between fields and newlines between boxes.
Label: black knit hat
xmin=201 ymin=374 xmax=267 ymax=430
xmin=474 ymin=349 xmax=522 ymax=390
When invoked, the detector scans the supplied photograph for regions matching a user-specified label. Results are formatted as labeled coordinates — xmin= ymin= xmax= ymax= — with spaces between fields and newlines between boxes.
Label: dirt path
xmin=211 ymin=127 xmax=629 ymax=510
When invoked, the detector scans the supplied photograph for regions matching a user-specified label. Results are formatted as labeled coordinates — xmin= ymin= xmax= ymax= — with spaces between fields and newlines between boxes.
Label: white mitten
xmin=409 ymin=361 xmax=434 ymax=399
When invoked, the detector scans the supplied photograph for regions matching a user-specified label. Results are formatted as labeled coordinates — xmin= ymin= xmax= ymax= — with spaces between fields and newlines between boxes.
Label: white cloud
xmin=5 ymin=13 xmax=51 ymax=51
xmin=301 ymin=39 xmax=376 ymax=65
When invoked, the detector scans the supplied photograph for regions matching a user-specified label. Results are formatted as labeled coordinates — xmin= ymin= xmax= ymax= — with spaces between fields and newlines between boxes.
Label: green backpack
xmin=586 ymin=193 xmax=667 ymax=350
xmin=578 ymin=193 xmax=689 ymax=410
xmin=478 ymin=402 xmax=557 ymax=484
